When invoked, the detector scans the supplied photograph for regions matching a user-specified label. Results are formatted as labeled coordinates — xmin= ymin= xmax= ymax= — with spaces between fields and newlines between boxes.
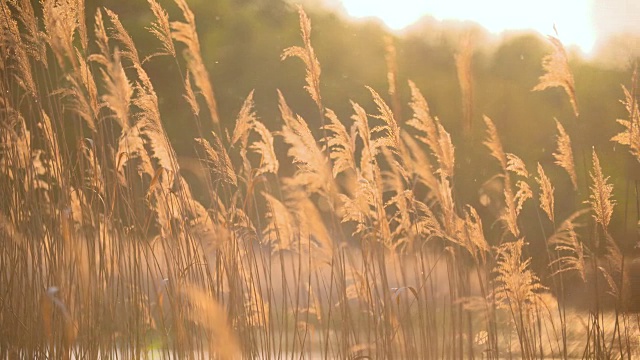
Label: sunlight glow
xmin=339 ymin=0 xmax=596 ymax=54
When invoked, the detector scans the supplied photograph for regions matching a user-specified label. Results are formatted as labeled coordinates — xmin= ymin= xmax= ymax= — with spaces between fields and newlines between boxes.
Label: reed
xmin=1 ymin=1 xmax=639 ymax=359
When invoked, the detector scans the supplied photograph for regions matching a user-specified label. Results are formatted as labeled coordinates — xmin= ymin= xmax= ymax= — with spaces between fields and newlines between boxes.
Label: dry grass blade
xmin=281 ymin=5 xmax=322 ymax=111
xmin=532 ymin=36 xmax=579 ymax=117
xmin=552 ymin=119 xmax=578 ymax=190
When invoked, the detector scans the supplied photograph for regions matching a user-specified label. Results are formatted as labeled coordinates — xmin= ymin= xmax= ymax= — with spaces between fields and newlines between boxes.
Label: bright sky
xmin=336 ymin=0 xmax=639 ymax=56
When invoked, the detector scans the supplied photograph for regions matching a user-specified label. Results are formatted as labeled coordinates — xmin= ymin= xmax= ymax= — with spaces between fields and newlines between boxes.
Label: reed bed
xmin=1 ymin=0 xmax=639 ymax=358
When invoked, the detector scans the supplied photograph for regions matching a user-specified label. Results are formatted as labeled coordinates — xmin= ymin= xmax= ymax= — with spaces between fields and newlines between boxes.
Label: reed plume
xmin=230 ymin=91 xmax=279 ymax=178
xmin=483 ymin=115 xmax=522 ymax=238
xmin=401 ymin=132 xmax=440 ymax=201
xmin=535 ymin=163 xmax=555 ymax=223
xmin=588 ymin=149 xmax=615 ymax=231
xmin=7 ymin=0 xmax=47 ymax=65
xmin=146 ymin=0 xmax=176 ymax=60
xmin=42 ymin=0 xmax=78 ymax=68
xmin=1 ymin=5 xmax=37 ymax=96
xmin=406 ymin=81 xmax=438 ymax=157
xmin=278 ymin=90 xmax=331 ymax=196
xmin=183 ymin=70 xmax=200 ymax=116
xmin=552 ymin=119 xmax=578 ymax=190
xmin=262 ymin=192 xmax=296 ymax=253
xmin=611 ymin=81 xmax=640 ymax=162
xmin=195 ymin=133 xmax=237 ymax=187
xmin=171 ymin=0 xmax=220 ymax=125
xmin=368 ymin=86 xmax=403 ymax=158
xmin=281 ymin=5 xmax=322 ymax=112
xmin=104 ymin=8 xmax=140 ymax=66
xmin=322 ymin=108 xmax=356 ymax=178
xmin=533 ymin=36 xmax=579 ymax=118
xmin=494 ymin=239 xmax=546 ymax=358
xmin=547 ymin=210 xmax=589 ymax=282
xmin=92 ymin=43 xmax=133 ymax=130
xmin=483 ymin=115 xmax=507 ymax=172
xmin=57 ymin=50 xmax=99 ymax=132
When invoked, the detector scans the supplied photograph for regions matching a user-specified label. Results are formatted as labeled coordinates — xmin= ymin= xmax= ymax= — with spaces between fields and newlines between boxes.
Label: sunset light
xmin=339 ymin=0 xmax=597 ymax=54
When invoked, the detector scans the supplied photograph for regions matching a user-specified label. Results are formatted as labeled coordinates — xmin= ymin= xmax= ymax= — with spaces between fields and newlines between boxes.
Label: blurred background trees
xmin=90 ymin=0 xmax=637 ymax=263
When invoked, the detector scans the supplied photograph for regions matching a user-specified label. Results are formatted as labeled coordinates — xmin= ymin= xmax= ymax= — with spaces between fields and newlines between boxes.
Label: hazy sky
xmin=329 ymin=0 xmax=640 ymax=56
